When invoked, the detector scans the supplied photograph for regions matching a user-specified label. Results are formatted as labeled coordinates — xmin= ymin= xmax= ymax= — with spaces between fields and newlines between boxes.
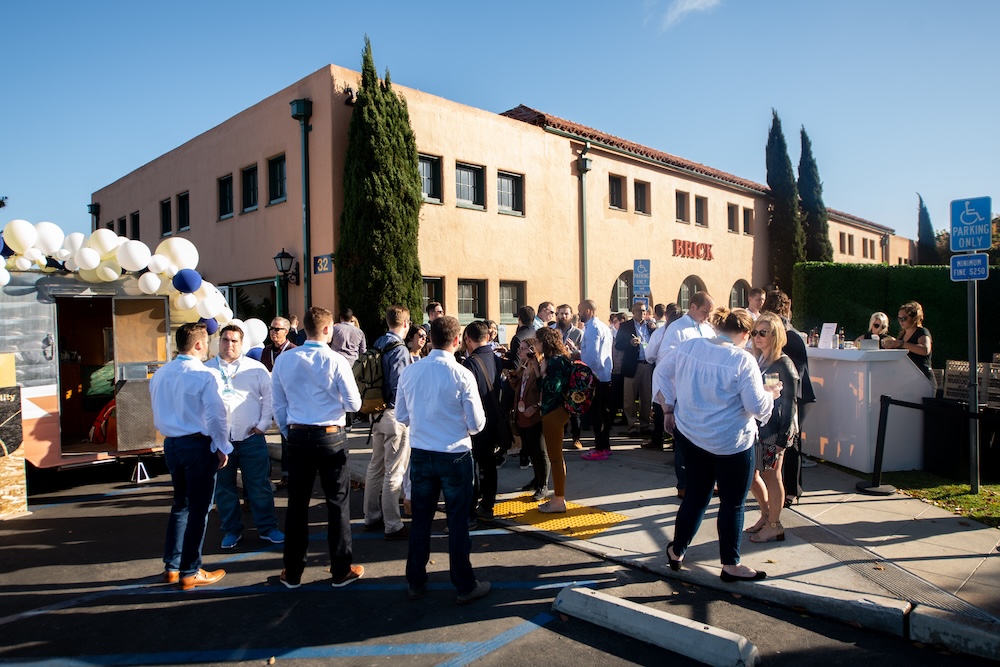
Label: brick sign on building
xmin=672 ymin=240 xmax=714 ymax=261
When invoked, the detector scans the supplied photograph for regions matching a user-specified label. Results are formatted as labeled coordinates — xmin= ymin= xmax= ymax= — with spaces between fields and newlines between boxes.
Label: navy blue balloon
xmin=199 ymin=317 xmax=219 ymax=335
xmin=172 ymin=268 xmax=202 ymax=294
xmin=247 ymin=347 xmax=263 ymax=361
xmin=0 ymin=235 xmax=13 ymax=258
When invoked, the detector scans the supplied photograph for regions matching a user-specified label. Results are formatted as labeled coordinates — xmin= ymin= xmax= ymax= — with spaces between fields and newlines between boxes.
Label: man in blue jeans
xmin=396 ymin=316 xmax=490 ymax=604
xmin=272 ymin=307 xmax=363 ymax=589
xmin=150 ymin=322 xmax=231 ymax=590
xmin=206 ymin=325 xmax=284 ymax=550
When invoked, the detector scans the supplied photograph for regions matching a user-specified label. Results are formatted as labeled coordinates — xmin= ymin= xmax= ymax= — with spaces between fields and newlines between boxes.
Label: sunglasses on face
xmin=898 ymin=316 xmax=909 ymax=322
xmin=750 ymin=329 xmax=771 ymax=338
xmin=269 ymin=326 xmax=287 ymax=332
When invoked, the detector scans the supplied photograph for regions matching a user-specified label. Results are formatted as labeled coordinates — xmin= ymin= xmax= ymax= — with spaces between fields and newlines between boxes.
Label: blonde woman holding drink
xmin=746 ymin=312 xmax=800 ymax=544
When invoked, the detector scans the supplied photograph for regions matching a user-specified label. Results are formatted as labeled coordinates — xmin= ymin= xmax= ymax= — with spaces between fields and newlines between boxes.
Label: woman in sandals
xmin=654 ymin=308 xmax=782 ymax=583
xmin=745 ymin=312 xmax=800 ymax=544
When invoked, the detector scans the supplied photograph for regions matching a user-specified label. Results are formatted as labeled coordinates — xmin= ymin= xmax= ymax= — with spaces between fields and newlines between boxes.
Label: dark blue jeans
xmin=283 ymin=428 xmax=353 ymax=582
xmin=671 ymin=428 xmax=754 ymax=566
xmin=163 ymin=434 xmax=219 ymax=576
xmin=406 ymin=448 xmax=477 ymax=595
xmin=215 ymin=433 xmax=278 ymax=536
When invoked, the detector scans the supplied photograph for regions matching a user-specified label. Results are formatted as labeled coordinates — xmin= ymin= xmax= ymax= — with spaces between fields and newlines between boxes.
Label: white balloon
xmin=163 ymin=264 xmax=178 ymax=279
xmin=215 ymin=308 xmax=233 ymax=326
xmin=117 ymin=240 xmax=151 ymax=272
xmin=196 ymin=294 xmax=225 ymax=319
xmin=88 ymin=228 xmax=120 ymax=259
xmin=0 ymin=267 xmax=9 ymax=287
xmin=23 ymin=248 xmax=43 ymax=262
xmin=137 ymin=272 xmax=161 ymax=294
xmin=122 ymin=277 xmax=143 ymax=296
xmin=78 ymin=267 xmax=103 ymax=283
xmin=63 ymin=232 xmax=86 ymax=254
xmin=3 ymin=220 xmax=38 ymax=254
xmin=155 ymin=237 xmax=199 ymax=271
xmin=64 ymin=257 xmax=79 ymax=272
xmin=96 ymin=259 xmax=122 ymax=282
xmin=55 ymin=248 xmax=72 ymax=261
xmin=244 ymin=318 xmax=268 ymax=347
xmin=194 ymin=281 xmax=216 ymax=300
xmin=177 ymin=293 xmax=199 ymax=311
xmin=146 ymin=254 xmax=169 ymax=274
xmin=14 ymin=257 xmax=32 ymax=271
xmin=33 ymin=222 xmax=65 ymax=255
xmin=74 ymin=247 xmax=101 ymax=271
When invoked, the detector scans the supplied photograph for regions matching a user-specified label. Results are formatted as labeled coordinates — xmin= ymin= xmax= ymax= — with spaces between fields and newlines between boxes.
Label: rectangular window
xmin=497 ymin=171 xmax=524 ymax=214
xmin=455 ymin=163 xmax=485 ymax=208
xmin=727 ymin=204 xmax=738 ymax=233
xmin=609 ymin=175 xmax=625 ymax=210
xmin=676 ymin=191 xmax=690 ymax=222
xmin=743 ymin=208 xmax=754 ymax=235
xmin=218 ymin=175 xmax=234 ymax=219
xmin=457 ymin=279 xmax=486 ymax=319
xmin=160 ymin=199 xmax=172 ymax=236
xmin=848 ymin=234 xmax=855 ymax=255
xmin=130 ymin=211 xmax=140 ymax=240
xmin=694 ymin=196 xmax=708 ymax=227
xmin=499 ymin=281 xmax=525 ymax=321
xmin=634 ymin=181 xmax=650 ymax=214
xmin=862 ymin=238 xmax=869 ymax=258
xmin=870 ymin=239 xmax=877 ymax=259
xmin=177 ymin=192 xmax=190 ymax=231
xmin=613 ymin=275 xmax=631 ymax=312
xmin=418 ymin=155 xmax=442 ymax=202
xmin=839 ymin=232 xmax=846 ymax=254
xmin=268 ymin=155 xmax=286 ymax=204
xmin=422 ymin=277 xmax=443 ymax=317
xmin=242 ymin=165 xmax=258 ymax=212
xmin=117 ymin=217 xmax=126 ymax=236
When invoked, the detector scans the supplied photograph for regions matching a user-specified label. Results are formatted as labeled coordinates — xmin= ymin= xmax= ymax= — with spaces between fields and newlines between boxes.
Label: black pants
xmin=470 ymin=429 xmax=499 ymax=516
xmin=588 ymin=381 xmax=614 ymax=451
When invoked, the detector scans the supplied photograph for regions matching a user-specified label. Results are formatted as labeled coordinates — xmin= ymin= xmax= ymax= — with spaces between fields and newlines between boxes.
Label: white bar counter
xmin=802 ymin=347 xmax=934 ymax=473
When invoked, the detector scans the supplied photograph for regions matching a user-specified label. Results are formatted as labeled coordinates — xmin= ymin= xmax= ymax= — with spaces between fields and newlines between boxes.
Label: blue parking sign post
xmin=633 ymin=259 xmax=650 ymax=298
xmin=951 ymin=197 xmax=992 ymax=494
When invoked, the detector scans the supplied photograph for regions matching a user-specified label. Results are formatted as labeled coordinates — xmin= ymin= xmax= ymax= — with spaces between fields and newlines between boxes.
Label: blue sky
xmin=2 ymin=0 xmax=996 ymax=241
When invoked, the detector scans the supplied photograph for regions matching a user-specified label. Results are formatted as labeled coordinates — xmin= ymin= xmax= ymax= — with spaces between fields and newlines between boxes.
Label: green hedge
xmin=791 ymin=262 xmax=999 ymax=366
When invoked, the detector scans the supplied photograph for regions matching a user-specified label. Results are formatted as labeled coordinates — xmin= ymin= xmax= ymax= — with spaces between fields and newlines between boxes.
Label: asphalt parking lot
xmin=0 ymin=460 xmax=989 ymax=667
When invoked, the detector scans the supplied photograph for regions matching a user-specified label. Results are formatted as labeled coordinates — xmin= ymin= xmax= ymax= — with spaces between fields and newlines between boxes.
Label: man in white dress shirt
xmin=272 ymin=306 xmax=363 ymax=589
xmin=396 ymin=315 xmax=490 ymax=604
xmin=206 ymin=325 xmax=284 ymax=550
xmin=150 ymin=322 xmax=231 ymax=590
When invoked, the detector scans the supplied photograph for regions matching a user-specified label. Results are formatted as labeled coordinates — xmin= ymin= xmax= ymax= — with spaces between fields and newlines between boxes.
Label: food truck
xmin=0 ymin=271 xmax=169 ymax=470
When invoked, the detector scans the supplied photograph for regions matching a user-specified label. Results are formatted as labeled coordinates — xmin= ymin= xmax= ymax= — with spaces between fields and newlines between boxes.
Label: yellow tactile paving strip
xmin=493 ymin=494 xmax=629 ymax=540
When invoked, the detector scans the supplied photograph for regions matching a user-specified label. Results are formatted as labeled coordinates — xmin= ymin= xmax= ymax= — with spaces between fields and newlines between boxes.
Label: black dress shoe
xmin=640 ymin=441 xmax=663 ymax=451
xmin=720 ymin=569 xmax=767 ymax=583
xmin=666 ymin=541 xmax=682 ymax=572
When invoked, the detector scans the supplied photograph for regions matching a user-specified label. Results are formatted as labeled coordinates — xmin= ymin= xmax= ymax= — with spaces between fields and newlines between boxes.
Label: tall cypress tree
xmin=797 ymin=127 xmax=834 ymax=262
xmin=916 ymin=194 xmax=939 ymax=265
xmin=336 ymin=37 xmax=423 ymax=341
xmin=765 ymin=110 xmax=805 ymax=290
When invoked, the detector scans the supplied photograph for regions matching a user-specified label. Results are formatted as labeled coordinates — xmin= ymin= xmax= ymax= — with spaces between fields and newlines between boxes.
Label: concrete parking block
xmin=909 ymin=605 xmax=1000 ymax=662
xmin=553 ymin=586 xmax=760 ymax=667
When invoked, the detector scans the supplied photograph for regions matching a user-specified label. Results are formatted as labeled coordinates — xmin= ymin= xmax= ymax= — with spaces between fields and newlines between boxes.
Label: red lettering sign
xmin=671 ymin=240 xmax=713 ymax=261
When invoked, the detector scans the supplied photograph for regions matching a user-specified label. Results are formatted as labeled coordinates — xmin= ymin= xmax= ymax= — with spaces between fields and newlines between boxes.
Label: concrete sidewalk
xmin=340 ymin=424 xmax=1000 ymax=660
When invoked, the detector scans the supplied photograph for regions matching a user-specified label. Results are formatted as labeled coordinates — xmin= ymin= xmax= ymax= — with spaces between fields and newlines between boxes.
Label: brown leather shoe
xmin=162 ymin=570 xmax=179 ymax=584
xmin=331 ymin=564 xmax=364 ymax=588
xmin=180 ymin=568 xmax=226 ymax=590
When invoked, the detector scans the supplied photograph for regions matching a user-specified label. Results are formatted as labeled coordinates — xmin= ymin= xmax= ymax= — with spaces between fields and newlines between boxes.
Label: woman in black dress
xmin=884 ymin=301 xmax=935 ymax=390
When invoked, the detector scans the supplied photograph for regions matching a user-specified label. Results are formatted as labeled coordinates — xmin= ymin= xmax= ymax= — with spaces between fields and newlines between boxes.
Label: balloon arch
xmin=1 ymin=219 xmax=269 ymax=350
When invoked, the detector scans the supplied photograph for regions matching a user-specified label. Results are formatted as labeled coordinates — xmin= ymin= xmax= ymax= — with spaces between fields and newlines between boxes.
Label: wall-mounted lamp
xmin=344 ymin=86 xmax=357 ymax=105
xmin=273 ymin=248 xmax=300 ymax=285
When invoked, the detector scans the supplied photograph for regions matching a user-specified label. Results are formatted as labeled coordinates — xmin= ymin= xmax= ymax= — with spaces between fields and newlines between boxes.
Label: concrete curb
xmin=909 ymin=605 xmax=1000 ymax=662
xmin=553 ymin=586 xmax=759 ymax=667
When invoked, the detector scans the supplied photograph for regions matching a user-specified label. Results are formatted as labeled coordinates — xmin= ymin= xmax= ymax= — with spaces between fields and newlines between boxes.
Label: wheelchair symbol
xmin=960 ymin=201 xmax=986 ymax=225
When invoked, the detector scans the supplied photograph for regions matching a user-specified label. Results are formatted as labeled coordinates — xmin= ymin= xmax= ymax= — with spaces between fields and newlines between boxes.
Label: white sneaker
xmin=800 ymin=457 xmax=817 ymax=468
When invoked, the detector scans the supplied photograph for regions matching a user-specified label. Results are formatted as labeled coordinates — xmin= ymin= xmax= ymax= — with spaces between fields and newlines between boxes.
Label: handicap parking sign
xmin=950 ymin=197 xmax=992 ymax=252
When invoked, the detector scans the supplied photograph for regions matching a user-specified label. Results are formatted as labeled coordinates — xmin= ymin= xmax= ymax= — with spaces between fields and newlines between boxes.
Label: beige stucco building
xmin=92 ymin=64 xmax=914 ymax=328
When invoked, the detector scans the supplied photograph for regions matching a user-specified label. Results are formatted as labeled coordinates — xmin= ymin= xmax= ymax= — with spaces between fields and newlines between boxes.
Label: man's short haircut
xmin=219 ymin=324 xmax=244 ymax=341
xmin=557 ymin=303 xmax=573 ymax=314
xmin=176 ymin=322 xmax=207 ymax=353
xmin=654 ymin=303 xmax=666 ymax=319
xmin=271 ymin=316 xmax=290 ymax=330
xmin=426 ymin=301 xmax=442 ymax=316
xmin=689 ymin=291 xmax=713 ymax=309
xmin=537 ymin=301 xmax=554 ymax=313
xmin=763 ymin=290 xmax=792 ymax=319
xmin=430 ymin=315 xmax=461 ymax=348
xmin=385 ymin=304 xmax=409 ymax=328
xmin=749 ymin=287 xmax=766 ymax=299
xmin=304 ymin=306 xmax=333 ymax=338
xmin=517 ymin=305 xmax=536 ymax=326
xmin=464 ymin=320 xmax=489 ymax=344
xmin=339 ymin=306 xmax=354 ymax=322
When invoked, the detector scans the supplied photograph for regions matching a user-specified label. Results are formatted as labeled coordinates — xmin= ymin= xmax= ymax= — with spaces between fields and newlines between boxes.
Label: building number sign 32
xmin=313 ymin=254 xmax=334 ymax=274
